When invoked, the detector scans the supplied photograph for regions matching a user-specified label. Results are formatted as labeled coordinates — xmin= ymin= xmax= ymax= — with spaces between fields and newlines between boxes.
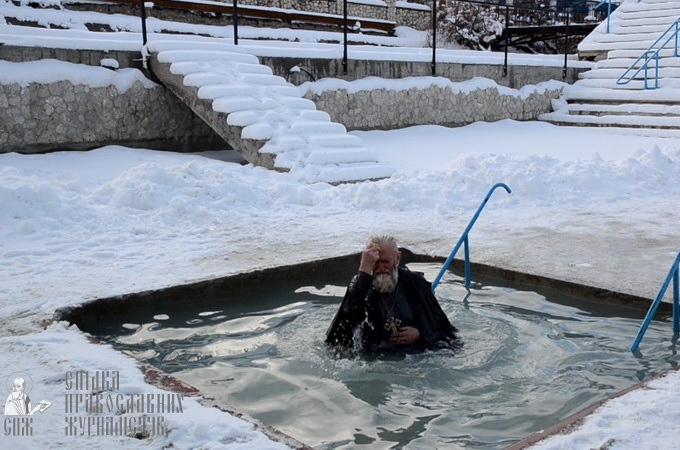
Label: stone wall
xmin=233 ymin=0 xmax=431 ymax=29
xmin=396 ymin=2 xmax=431 ymax=30
xmin=0 ymin=80 xmax=225 ymax=153
xmin=1 ymin=74 xmax=562 ymax=153
xmin=301 ymin=81 xmax=564 ymax=130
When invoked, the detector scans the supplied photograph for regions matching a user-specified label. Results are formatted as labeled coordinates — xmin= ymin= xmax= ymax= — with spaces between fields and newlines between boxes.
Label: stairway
xmin=147 ymin=40 xmax=394 ymax=183
xmin=540 ymin=0 xmax=680 ymax=136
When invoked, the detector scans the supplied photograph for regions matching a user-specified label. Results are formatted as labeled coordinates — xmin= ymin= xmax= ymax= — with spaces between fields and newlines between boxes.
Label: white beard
xmin=373 ymin=268 xmax=398 ymax=294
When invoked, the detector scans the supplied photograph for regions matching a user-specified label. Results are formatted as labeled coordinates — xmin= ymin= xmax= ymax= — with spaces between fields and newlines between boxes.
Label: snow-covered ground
xmin=2 ymin=121 xmax=679 ymax=449
xmin=2 ymin=0 xmax=680 ymax=448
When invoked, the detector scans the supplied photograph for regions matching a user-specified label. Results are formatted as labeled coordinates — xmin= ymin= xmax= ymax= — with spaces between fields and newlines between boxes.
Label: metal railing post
xmin=343 ymin=0 xmax=348 ymax=74
xmin=431 ymin=0 xmax=437 ymax=75
xmin=464 ymin=236 xmax=471 ymax=290
xmin=503 ymin=5 xmax=509 ymax=77
xmin=139 ymin=0 xmax=148 ymax=45
xmin=232 ymin=0 xmax=239 ymax=45
xmin=431 ymin=183 xmax=512 ymax=293
xmin=674 ymin=270 xmax=679 ymax=334
xmin=563 ymin=7 xmax=569 ymax=78
xmin=606 ymin=0 xmax=612 ymax=33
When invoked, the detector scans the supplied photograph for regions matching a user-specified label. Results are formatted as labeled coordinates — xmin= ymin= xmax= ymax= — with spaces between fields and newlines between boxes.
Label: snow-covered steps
xmin=578 ymin=0 xmax=680 ymax=59
xmin=540 ymin=0 xmax=680 ymax=135
xmin=145 ymin=40 xmax=394 ymax=183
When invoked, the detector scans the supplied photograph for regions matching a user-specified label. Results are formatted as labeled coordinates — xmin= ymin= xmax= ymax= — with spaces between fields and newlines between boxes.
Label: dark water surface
xmin=92 ymin=263 xmax=679 ymax=449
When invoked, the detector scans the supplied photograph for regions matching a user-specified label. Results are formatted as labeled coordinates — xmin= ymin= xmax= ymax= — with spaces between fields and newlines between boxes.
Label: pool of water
xmin=91 ymin=263 xmax=679 ymax=449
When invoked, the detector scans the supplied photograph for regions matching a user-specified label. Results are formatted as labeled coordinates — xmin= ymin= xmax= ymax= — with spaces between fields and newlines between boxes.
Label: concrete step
xmin=615 ymin=16 xmax=680 ymax=27
xmin=565 ymin=85 xmax=680 ymax=102
xmin=146 ymin=40 xmax=393 ymax=183
xmin=538 ymin=121 xmax=680 ymax=137
xmin=574 ymin=77 xmax=680 ymax=90
xmin=296 ymin=162 xmax=396 ymax=184
xmin=608 ymin=48 xmax=680 ymax=59
xmin=540 ymin=111 xmax=680 ymax=128
xmin=580 ymin=66 xmax=680 ymax=79
xmin=594 ymin=56 xmax=680 ymax=70
xmin=565 ymin=102 xmax=680 ymax=116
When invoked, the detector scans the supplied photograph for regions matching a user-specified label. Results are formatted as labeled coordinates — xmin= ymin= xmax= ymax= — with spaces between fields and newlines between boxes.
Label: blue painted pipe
xmin=630 ymin=251 xmax=680 ymax=352
xmin=431 ymin=183 xmax=512 ymax=293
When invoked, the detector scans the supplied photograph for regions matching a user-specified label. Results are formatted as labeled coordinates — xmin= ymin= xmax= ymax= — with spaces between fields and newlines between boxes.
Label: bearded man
xmin=326 ymin=235 xmax=461 ymax=353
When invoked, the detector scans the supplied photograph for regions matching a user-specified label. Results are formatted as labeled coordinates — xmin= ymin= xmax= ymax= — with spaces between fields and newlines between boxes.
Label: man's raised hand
xmin=359 ymin=242 xmax=380 ymax=275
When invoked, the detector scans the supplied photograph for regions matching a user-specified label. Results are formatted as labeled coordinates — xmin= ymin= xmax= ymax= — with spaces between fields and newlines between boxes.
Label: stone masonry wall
xmin=233 ymin=0 xmax=430 ymax=29
xmin=302 ymin=83 xmax=564 ymax=130
xmin=1 ymin=55 xmax=562 ymax=153
xmin=0 ymin=80 xmax=224 ymax=153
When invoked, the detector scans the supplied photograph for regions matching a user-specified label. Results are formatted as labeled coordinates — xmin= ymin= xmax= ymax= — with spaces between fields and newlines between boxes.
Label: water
xmin=91 ymin=263 xmax=679 ymax=449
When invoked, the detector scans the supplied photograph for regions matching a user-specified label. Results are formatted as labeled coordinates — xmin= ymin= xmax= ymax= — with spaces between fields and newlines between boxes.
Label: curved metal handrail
xmin=431 ymin=183 xmax=512 ymax=293
xmin=617 ymin=18 xmax=680 ymax=90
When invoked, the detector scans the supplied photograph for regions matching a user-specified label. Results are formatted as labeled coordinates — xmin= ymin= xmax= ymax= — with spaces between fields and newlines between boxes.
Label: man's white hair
xmin=368 ymin=235 xmax=398 ymax=254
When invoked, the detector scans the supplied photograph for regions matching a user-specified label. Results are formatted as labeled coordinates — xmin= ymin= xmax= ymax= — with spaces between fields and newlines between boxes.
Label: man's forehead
xmin=378 ymin=245 xmax=399 ymax=258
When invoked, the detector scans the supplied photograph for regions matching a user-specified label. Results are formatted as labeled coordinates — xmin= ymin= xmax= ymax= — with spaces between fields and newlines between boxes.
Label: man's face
xmin=372 ymin=244 xmax=401 ymax=294
xmin=373 ymin=244 xmax=401 ymax=276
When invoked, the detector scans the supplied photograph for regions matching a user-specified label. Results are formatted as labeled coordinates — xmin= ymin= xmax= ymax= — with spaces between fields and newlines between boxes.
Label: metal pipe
xmin=343 ymin=0 xmax=348 ymax=74
xmin=464 ymin=236 xmax=471 ymax=290
xmin=431 ymin=0 xmax=437 ymax=76
xmin=630 ymin=252 xmax=680 ymax=352
xmin=139 ymin=0 xmax=148 ymax=46
xmin=233 ymin=0 xmax=239 ymax=45
xmin=503 ymin=5 xmax=509 ymax=77
xmin=673 ymin=270 xmax=679 ymax=334
xmin=431 ymin=183 xmax=512 ymax=292
xmin=563 ymin=7 xmax=569 ymax=79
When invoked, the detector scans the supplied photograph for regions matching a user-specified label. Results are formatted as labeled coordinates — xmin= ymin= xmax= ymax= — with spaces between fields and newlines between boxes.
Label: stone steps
xmin=578 ymin=0 xmax=680 ymax=57
xmin=147 ymin=40 xmax=394 ymax=183
xmin=541 ymin=0 xmax=680 ymax=135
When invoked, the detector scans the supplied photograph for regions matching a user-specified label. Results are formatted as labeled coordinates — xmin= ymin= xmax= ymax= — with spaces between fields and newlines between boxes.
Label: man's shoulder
xmin=398 ymin=266 xmax=430 ymax=287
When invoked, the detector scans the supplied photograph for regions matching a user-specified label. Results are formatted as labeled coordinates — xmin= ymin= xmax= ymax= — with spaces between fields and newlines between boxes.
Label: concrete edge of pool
xmin=506 ymin=364 xmax=680 ymax=449
xmin=53 ymin=249 xmax=676 ymax=449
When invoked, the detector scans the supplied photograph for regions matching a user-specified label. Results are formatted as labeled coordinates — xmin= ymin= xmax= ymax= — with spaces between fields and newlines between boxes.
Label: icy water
xmin=93 ymin=263 xmax=679 ymax=449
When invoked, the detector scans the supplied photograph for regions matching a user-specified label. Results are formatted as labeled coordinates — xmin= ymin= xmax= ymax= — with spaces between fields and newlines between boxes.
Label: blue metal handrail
xmin=630 ymin=251 xmax=680 ymax=352
xmin=617 ymin=18 xmax=680 ymax=89
xmin=593 ymin=0 xmax=620 ymax=34
xmin=431 ymin=183 xmax=512 ymax=293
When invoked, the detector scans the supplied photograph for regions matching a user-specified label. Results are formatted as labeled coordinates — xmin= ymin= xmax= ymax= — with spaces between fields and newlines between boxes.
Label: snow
xmin=2 ymin=124 xmax=679 ymax=449
xmin=2 ymin=0 xmax=680 ymax=448
xmin=0 ymin=59 xmax=157 ymax=91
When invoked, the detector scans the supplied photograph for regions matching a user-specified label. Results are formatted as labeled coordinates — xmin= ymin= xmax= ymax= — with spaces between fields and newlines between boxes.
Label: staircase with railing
xmin=616 ymin=17 xmax=680 ymax=88
xmin=540 ymin=0 xmax=680 ymax=137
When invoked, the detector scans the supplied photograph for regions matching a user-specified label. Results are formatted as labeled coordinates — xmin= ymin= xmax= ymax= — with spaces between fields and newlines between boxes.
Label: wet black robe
xmin=325 ymin=267 xmax=461 ymax=353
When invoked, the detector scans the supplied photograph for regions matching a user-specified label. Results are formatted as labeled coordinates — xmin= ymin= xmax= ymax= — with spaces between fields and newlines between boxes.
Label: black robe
xmin=325 ymin=267 xmax=461 ymax=353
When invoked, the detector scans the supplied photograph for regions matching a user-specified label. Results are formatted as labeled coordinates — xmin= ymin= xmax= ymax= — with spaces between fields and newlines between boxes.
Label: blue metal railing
xmin=431 ymin=183 xmax=512 ymax=293
xmin=594 ymin=0 xmax=618 ymax=34
xmin=617 ymin=18 xmax=680 ymax=89
xmin=630 ymin=251 xmax=680 ymax=352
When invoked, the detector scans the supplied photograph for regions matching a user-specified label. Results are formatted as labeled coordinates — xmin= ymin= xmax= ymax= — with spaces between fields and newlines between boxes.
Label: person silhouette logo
xmin=4 ymin=372 xmax=51 ymax=416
